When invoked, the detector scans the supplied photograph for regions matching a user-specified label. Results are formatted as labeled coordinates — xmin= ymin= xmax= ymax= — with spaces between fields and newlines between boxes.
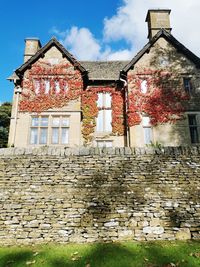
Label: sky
xmin=1 ymin=0 xmax=200 ymax=103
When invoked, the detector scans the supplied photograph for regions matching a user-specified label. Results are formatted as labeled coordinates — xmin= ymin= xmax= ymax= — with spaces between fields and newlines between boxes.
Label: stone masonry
xmin=0 ymin=146 xmax=200 ymax=245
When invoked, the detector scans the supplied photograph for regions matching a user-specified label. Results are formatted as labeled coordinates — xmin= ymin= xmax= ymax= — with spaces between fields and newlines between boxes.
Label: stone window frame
xmin=29 ymin=114 xmax=70 ymax=146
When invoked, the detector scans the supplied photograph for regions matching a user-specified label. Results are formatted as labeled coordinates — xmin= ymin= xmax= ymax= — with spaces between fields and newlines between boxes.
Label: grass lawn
xmin=0 ymin=241 xmax=200 ymax=267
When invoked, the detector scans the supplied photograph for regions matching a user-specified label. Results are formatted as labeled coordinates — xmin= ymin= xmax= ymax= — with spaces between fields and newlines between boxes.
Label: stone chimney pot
xmin=24 ymin=38 xmax=42 ymax=62
xmin=145 ymin=9 xmax=172 ymax=41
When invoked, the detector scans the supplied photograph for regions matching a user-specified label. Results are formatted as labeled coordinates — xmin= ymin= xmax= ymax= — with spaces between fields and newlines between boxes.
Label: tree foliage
xmin=0 ymin=102 xmax=12 ymax=147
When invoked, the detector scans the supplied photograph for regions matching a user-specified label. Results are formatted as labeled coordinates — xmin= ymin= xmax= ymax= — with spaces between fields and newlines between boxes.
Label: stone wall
xmin=0 ymin=146 xmax=200 ymax=245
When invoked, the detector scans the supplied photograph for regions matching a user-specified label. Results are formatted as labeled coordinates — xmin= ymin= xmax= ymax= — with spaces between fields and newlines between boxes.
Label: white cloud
xmin=104 ymin=0 xmax=200 ymax=56
xmin=51 ymin=0 xmax=200 ymax=60
xmin=52 ymin=26 xmax=101 ymax=61
xmin=106 ymin=49 xmax=133 ymax=61
xmin=51 ymin=26 xmax=133 ymax=61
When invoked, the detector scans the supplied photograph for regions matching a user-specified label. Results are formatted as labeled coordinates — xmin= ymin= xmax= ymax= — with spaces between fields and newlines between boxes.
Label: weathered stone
xmin=176 ymin=228 xmax=191 ymax=240
xmin=138 ymin=221 xmax=149 ymax=227
xmin=26 ymin=220 xmax=39 ymax=228
xmin=143 ymin=226 xmax=164 ymax=235
xmin=150 ymin=218 xmax=160 ymax=227
xmin=104 ymin=221 xmax=119 ymax=228
xmin=118 ymin=230 xmax=133 ymax=238
xmin=58 ymin=230 xmax=69 ymax=237
xmin=0 ymin=147 xmax=199 ymax=244
xmin=40 ymin=224 xmax=51 ymax=229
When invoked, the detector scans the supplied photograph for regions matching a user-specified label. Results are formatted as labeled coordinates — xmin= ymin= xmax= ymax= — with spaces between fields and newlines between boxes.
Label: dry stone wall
xmin=0 ymin=146 xmax=200 ymax=245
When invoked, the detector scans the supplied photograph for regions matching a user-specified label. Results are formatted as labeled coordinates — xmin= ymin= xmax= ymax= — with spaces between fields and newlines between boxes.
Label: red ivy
xmin=19 ymin=61 xmax=83 ymax=113
xmin=81 ymin=87 xmax=125 ymax=144
xmin=19 ymin=61 xmax=125 ymax=144
xmin=128 ymin=69 xmax=189 ymax=126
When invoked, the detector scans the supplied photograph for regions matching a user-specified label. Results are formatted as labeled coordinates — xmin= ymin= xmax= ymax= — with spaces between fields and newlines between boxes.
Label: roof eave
xmin=7 ymin=72 xmax=20 ymax=81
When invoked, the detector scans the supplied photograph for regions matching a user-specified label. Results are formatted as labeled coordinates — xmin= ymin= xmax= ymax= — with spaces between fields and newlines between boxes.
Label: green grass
xmin=0 ymin=241 xmax=200 ymax=267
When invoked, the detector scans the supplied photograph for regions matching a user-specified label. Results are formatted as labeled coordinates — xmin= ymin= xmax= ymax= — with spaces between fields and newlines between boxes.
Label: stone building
xmin=8 ymin=9 xmax=200 ymax=148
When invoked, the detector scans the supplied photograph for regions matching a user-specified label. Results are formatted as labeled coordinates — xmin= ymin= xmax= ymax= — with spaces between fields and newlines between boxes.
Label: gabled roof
xmin=122 ymin=29 xmax=200 ymax=73
xmin=81 ymin=61 xmax=129 ymax=80
xmin=16 ymin=37 xmax=87 ymax=75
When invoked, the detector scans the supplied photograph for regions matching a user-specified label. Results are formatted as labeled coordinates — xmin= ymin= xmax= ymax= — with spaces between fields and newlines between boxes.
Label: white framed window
xmin=96 ymin=140 xmax=113 ymax=148
xmin=30 ymin=115 xmax=70 ymax=145
xmin=51 ymin=116 xmax=69 ymax=144
xmin=30 ymin=116 xmax=49 ymax=145
xmin=142 ymin=116 xmax=153 ymax=145
xmin=96 ymin=92 xmax=112 ymax=132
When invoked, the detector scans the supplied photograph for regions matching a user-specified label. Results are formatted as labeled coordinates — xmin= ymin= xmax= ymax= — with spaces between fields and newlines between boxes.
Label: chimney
xmin=145 ymin=9 xmax=171 ymax=41
xmin=24 ymin=38 xmax=42 ymax=62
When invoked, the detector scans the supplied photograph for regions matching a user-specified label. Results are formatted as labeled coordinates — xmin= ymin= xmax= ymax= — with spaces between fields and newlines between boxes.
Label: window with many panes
xmin=51 ymin=116 xmax=69 ymax=144
xmin=188 ymin=114 xmax=199 ymax=143
xmin=30 ymin=116 xmax=69 ymax=145
xmin=96 ymin=92 xmax=112 ymax=132
xmin=30 ymin=117 xmax=48 ymax=145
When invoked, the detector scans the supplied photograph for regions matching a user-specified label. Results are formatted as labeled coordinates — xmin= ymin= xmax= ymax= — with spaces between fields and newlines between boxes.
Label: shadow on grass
xmin=0 ymin=250 xmax=33 ymax=267
xmin=48 ymin=241 xmax=200 ymax=267
xmin=48 ymin=243 xmax=140 ymax=267
xmin=0 ymin=241 xmax=200 ymax=267
xmin=143 ymin=241 xmax=200 ymax=267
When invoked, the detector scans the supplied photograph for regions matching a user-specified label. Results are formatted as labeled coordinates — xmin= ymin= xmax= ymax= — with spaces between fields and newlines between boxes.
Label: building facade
xmin=8 ymin=9 xmax=200 ymax=148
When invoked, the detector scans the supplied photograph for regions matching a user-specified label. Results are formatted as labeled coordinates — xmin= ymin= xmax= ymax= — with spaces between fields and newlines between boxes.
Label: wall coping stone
xmin=0 ymin=146 xmax=200 ymax=157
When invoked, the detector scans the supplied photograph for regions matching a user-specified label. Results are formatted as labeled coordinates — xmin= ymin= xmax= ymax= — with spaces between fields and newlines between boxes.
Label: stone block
xmin=175 ymin=228 xmax=191 ymax=240
xmin=118 ymin=230 xmax=133 ymax=238
xmin=58 ymin=230 xmax=69 ymax=237
xmin=104 ymin=221 xmax=119 ymax=228
xmin=150 ymin=218 xmax=160 ymax=227
xmin=40 ymin=224 xmax=51 ymax=229
xmin=26 ymin=220 xmax=39 ymax=228
xmin=143 ymin=226 xmax=164 ymax=235
xmin=79 ymin=147 xmax=90 ymax=156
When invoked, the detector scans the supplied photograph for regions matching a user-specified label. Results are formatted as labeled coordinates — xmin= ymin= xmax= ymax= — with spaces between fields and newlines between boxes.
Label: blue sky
xmin=1 ymin=0 xmax=200 ymax=103
xmin=0 ymin=0 xmax=120 ymax=102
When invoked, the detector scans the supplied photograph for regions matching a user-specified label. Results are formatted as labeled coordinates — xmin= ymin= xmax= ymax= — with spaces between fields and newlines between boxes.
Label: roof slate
xmin=81 ymin=61 xmax=129 ymax=80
